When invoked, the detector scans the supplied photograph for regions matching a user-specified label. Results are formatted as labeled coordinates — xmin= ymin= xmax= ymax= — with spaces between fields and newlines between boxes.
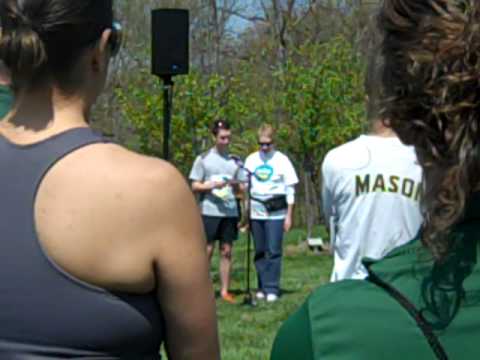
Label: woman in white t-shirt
xmin=245 ymin=124 xmax=299 ymax=302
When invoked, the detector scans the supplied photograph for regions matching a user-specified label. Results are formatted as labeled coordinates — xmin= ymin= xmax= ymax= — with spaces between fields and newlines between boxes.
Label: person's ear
xmin=91 ymin=29 xmax=112 ymax=73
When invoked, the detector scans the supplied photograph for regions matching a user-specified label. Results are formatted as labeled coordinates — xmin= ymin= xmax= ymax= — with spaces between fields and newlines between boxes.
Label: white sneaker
xmin=266 ymin=294 xmax=278 ymax=303
xmin=256 ymin=291 xmax=265 ymax=300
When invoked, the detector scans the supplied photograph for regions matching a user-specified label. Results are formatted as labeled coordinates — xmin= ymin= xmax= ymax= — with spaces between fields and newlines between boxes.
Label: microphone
xmin=230 ymin=155 xmax=253 ymax=180
xmin=230 ymin=155 xmax=244 ymax=168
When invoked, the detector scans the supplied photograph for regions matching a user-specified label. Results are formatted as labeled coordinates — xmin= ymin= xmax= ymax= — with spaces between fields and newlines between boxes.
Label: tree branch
xmin=219 ymin=8 xmax=268 ymax=23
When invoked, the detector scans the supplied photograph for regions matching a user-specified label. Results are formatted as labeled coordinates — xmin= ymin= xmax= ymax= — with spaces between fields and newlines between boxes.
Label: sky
xmin=226 ymin=0 xmax=327 ymax=34
xmin=227 ymin=0 xmax=260 ymax=34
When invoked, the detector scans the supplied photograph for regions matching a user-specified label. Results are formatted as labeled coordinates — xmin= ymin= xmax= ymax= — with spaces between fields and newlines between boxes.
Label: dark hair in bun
xmin=0 ymin=0 xmax=113 ymax=89
xmin=212 ymin=119 xmax=231 ymax=136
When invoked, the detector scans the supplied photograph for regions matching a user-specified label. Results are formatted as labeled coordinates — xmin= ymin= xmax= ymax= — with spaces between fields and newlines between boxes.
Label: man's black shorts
xmin=202 ymin=216 xmax=239 ymax=244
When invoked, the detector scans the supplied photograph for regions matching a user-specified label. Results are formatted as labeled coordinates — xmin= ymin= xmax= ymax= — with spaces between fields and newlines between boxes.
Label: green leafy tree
xmin=277 ymin=35 xmax=366 ymax=237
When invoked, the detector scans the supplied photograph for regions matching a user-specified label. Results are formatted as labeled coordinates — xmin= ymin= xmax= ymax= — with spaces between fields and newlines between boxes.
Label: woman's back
xmin=0 ymin=1 xmax=219 ymax=358
xmin=0 ymin=127 xmax=166 ymax=358
xmin=272 ymin=196 xmax=480 ymax=359
xmin=273 ymin=1 xmax=480 ymax=358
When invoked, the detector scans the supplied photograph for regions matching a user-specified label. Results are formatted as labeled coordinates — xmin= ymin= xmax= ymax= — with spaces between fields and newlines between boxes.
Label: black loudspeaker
xmin=151 ymin=9 xmax=189 ymax=77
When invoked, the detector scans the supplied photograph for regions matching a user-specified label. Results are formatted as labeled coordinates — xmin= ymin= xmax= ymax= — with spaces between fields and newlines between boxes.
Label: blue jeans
xmin=251 ymin=219 xmax=284 ymax=296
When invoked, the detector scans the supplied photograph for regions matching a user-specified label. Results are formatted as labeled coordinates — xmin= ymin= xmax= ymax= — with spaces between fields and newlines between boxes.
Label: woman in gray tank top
xmin=0 ymin=1 xmax=219 ymax=359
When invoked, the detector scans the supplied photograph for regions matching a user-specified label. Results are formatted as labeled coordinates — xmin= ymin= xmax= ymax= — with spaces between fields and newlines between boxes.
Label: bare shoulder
xmin=88 ymin=143 xmax=181 ymax=183
xmin=66 ymin=142 xmax=189 ymax=206
xmin=80 ymin=144 xmax=207 ymax=274
xmin=79 ymin=144 xmax=194 ymax=234
xmin=35 ymin=143 xmax=198 ymax=292
xmin=37 ymin=141 xmax=194 ymax=235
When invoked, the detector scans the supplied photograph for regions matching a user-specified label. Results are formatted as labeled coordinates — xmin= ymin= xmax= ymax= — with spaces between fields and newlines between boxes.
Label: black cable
xmin=368 ymin=272 xmax=449 ymax=360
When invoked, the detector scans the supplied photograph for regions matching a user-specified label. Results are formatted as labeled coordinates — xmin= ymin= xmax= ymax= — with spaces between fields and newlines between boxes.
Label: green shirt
xmin=272 ymin=194 xmax=480 ymax=360
xmin=0 ymin=85 xmax=13 ymax=119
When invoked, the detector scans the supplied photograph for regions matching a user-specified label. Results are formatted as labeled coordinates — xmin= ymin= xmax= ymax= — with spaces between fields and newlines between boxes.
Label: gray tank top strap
xmin=0 ymin=127 xmax=163 ymax=359
xmin=0 ymin=127 xmax=108 ymax=187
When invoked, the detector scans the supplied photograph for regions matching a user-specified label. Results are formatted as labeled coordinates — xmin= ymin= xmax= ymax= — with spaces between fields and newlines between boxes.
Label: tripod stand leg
xmin=243 ymin=221 xmax=256 ymax=306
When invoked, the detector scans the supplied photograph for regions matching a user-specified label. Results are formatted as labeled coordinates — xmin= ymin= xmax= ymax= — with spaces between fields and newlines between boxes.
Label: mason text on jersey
xmin=355 ymin=174 xmax=422 ymax=200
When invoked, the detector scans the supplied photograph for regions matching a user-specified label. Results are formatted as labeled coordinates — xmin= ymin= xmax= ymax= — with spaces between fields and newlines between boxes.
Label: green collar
xmin=0 ymin=85 xmax=13 ymax=119
xmin=364 ymin=192 xmax=480 ymax=328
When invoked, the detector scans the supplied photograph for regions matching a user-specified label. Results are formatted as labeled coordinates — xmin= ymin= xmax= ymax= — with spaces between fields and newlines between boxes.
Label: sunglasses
xmin=259 ymin=142 xmax=273 ymax=147
xmin=108 ymin=21 xmax=123 ymax=57
xmin=82 ymin=21 xmax=123 ymax=57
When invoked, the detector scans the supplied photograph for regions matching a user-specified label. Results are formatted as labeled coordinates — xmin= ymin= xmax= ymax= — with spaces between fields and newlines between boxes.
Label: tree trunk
xmin=209 ymin=0 xmax=221 ymax=72
xmin=304 ymin=169 xmax=316 ymax=240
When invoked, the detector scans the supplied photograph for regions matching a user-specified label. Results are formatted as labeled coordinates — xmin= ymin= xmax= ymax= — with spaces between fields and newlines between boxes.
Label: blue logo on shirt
xmin=254 ymin=164 xmax=274 ymax=182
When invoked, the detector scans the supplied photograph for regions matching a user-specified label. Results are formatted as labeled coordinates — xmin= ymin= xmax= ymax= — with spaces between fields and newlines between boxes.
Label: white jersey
xmin=245 ymin=150 xmax=299 ymax=220
xmin=322 ymin=135 xmax=423 ymax=281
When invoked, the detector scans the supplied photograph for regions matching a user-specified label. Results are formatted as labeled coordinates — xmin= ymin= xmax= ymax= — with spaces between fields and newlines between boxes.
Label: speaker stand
xmin=161 ymin=75 xmax=174 ymax=161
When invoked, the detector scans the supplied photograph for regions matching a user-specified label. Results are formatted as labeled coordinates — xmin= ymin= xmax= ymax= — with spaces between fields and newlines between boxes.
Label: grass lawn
xmin=211 ymin=227 xmax=333 ymax=360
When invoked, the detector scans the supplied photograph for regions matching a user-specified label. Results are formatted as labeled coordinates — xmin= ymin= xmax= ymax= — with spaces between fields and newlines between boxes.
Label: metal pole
xmin=243 ymin=169 xmax=256 ymax=307
xmin=161 ymin=75 xmax=174 ymax=161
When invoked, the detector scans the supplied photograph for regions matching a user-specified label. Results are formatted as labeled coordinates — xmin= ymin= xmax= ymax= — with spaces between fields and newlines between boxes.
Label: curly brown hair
xmin=379 ymin=0 xmax=480 ymax=259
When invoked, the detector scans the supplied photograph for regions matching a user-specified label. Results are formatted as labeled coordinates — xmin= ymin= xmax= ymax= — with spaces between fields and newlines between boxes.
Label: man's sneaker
xmin=256 ymin=291 xmax=265 ymax=300
xmin=266 ymin=293 xmax=279 ymax=303
xmin=221 ymin=292 xmax=236 ymax=304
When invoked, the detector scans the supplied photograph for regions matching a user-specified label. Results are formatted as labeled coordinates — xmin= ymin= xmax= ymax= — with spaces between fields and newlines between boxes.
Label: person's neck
xmin=260 ymin=149 xmax=275 ymax=157
xmin=215 ymin=145 xmax=229 ymax=156
xmin=0 ymin=62 xmax=10 ymax=86
xmin=369 ymin=119 xmax=396 ymax=138
xmin=1 ymin=85 xmax=89 ymax=141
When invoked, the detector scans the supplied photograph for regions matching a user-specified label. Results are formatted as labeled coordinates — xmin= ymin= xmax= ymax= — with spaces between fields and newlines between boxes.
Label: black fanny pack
xmin=251 ymin=195 xmax=288 ymax=212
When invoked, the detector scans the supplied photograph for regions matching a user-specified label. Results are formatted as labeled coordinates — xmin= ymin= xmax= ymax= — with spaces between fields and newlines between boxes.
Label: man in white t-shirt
xmin=322 ymin=43 xmax=423 ymax=282
xmin=245 ymin=124 xmax=299 ymax=302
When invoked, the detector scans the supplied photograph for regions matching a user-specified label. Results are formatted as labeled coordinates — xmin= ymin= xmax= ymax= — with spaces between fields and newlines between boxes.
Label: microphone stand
xmin=231 ymin=157 xmax=256 ymax=307
xmin=243 ymin=167 xmax=256 ymax=307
